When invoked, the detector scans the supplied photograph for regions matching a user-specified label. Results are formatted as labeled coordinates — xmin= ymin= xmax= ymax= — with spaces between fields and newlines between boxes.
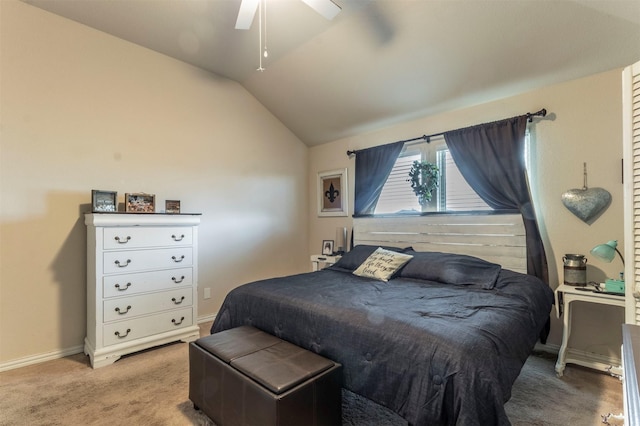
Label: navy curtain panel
xmin=353 ymin=141 xmax=405 ymax=216
xmin=444 ymin=117 xmax=550 ymax=342
xmin=443 ymin=116 xmax=548 ymax=285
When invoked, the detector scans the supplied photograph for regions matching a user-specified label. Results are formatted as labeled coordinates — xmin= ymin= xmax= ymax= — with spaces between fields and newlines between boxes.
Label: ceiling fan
xmin=235 ymin=0 xmax=341 ymax=30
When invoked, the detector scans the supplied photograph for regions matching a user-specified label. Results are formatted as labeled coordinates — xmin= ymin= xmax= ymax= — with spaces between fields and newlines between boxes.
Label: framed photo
xmin=91 ymin=190 xmax=118 ymax=213
xmin=317 ymin=168 xmax=348 ymax=217
xmin=322 ymin=240 xmax=334 ymax=255
xmin=125 ymin=193 xmax=156 ymax=213
xmin=165 ymin=200 xmax=181 ymax=214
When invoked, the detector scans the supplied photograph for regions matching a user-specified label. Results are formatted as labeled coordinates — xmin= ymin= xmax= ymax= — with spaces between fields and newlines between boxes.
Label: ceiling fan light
xmin=300 ymin=0 xmax=341 ymax=21
xmin=235 ymin=0 xmax=260 ymax=30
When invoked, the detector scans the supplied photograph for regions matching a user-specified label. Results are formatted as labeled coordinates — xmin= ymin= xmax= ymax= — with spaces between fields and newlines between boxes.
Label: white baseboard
xmin=0 ymin=314 xmax=219 ymax=372
xmin=7 ymin=317 xmax=620 ymax=377
xmin=534 ymin=341 xmax=560 ymax=355
xmin=0 ymin=345 xmax=84 ymax=373
xmin=197 ymin=314 xmax=216 ymax=324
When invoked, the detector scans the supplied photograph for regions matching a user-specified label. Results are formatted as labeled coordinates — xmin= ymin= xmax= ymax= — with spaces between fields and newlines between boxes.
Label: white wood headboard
xmin=353 ymin=213 xmax=527 ymax=274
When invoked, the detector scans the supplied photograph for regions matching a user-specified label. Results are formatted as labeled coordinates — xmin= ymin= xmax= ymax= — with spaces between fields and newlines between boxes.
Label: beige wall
xmin=309 ymin=69 xmax=626 ymax=359
xmin=0 ymin=0 xmax=309 ymax=365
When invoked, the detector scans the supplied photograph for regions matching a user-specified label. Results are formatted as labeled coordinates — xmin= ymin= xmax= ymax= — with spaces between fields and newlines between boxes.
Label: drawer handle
xmin=171 ymin=255 xmax=185 ymax=263
xmin=115 ymin=282 xmax=131 ymax=291
xmin=172 ymin=317 xmax=185 ymax=326
xmin=172 ymin=275 xmax=185 ymax=284
xmin=172 ymin=296 xmax=185 ymax=305
xmin=114 ymin=236 xmax=131 ymax=244
xmin=172 ymin=234 xmax=185 ymax=242
xmin=115 ymin=259 xmax=131 ymax=268
xmin=115 ymin=305 xmax=132 ymax=315
xmin=115 ymin=328 xmax=131 ymax=338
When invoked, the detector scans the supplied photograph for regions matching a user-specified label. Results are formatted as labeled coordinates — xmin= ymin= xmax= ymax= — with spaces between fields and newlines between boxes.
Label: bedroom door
xmin=623 ymin=59 xmax=640 ymax=324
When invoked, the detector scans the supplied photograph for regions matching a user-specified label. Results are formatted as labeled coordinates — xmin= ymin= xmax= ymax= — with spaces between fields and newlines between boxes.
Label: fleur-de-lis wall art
xmin=325 ymin=182 xmax=340 ymax=203
xmin=317 ymin=169 xmax=348 ymax=217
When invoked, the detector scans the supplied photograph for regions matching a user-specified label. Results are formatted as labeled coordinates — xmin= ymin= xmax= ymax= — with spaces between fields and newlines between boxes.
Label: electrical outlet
xmin=204 ymin=287 xmax=211 ymax=299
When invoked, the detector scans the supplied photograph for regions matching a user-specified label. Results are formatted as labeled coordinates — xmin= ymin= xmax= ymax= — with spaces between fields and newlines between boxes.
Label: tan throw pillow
xmin=353 ymin=247 xmax=414 ymax=282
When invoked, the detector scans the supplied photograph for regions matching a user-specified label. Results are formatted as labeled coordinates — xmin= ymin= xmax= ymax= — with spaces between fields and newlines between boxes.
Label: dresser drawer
xmin=102 ymin=268 xmax=193 ymax=298
xmin=103 ymin=288 xmax=193 ymax=322
xmin=103 ymin=227 xmax=193 ymax=250
xmin=103 ymin=247 xmax=192 ymax=274
xmin=103 ymin=307 xmax=193 ymax=347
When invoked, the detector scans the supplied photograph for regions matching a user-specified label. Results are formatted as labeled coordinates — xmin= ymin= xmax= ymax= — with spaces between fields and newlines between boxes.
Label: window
xmin=375 ymin=132 xmax=531 ymax=215
xmin=437 ymin=149 xmax=494 ymax=211
xmin=375 ymin=136 xmax=491 ymax=214
xmin=375 ymin=150 xmax=422 ymax=214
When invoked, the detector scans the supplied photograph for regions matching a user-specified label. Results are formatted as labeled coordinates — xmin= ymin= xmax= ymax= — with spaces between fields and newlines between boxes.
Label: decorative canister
xmin=563 ymin=254 xmax=587 ymax=286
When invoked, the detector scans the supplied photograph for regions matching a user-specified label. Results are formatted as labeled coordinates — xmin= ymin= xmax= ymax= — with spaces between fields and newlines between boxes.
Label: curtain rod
xmin=346 ymin=108 xmax=547 ymax=156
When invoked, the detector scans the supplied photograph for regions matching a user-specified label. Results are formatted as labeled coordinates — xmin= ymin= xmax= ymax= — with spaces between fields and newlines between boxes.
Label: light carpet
xmin=0 ymin=323 xmax=623 ymax=425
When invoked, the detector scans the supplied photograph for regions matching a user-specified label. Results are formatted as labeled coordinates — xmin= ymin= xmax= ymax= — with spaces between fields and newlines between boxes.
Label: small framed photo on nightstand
xmin=91 ymin=190 xmax=117 ymax=213
xmin=165 ymin=200 xmax=181 ymax=214
xmin=322 ymin=240 xmax=334 ymax=255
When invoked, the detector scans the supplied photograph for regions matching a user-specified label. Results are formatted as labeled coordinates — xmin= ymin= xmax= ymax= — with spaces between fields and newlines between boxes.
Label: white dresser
xmin=84 ymin=213 xmax=201 ymax=368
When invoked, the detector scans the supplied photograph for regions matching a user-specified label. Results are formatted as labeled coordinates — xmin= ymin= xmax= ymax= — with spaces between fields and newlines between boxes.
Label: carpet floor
xmin=0 ymin=323 xmax=623 ymax=425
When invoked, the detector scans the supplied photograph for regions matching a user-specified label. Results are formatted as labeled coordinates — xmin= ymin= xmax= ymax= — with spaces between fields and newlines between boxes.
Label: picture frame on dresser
xmin=165 ymin=200 xmax=181 ymax=214
xmin=125 ymin=193 xmax=155 ymax=213
xmin=91 ymin=190 xmax=118 ymax=213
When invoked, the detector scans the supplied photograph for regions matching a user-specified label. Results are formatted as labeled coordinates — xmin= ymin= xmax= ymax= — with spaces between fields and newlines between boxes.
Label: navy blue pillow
xmin=399 ymin=250 xmax=501 ymax=289
xmin=330 ymin=244 xmax=413 ymax=272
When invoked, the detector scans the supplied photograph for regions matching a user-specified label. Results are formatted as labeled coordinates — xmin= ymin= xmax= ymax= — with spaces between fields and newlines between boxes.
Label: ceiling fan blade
xmin=235 ymin=0 xmax=260 ymax=30
xmin=300 ymin=0 xmax=341 ymax=20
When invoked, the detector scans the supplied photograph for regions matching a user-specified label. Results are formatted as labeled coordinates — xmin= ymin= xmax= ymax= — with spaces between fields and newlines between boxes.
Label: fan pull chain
xmin=263 ymin=0 xmax=268 ymax=59
xmin=257 ymin=0 xmax=267 ymax=71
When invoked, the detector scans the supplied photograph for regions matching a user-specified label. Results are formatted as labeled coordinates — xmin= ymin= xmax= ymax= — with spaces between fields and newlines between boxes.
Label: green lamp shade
xmin=591 ymin=240 xmax=625 ymax=290
xmin=590 ymin=240 xmax=619 ymax=263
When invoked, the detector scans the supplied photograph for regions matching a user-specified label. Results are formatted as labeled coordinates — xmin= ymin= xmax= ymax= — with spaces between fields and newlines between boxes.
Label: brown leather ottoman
xmin=189 ymin=326 xmax=342 ymax=426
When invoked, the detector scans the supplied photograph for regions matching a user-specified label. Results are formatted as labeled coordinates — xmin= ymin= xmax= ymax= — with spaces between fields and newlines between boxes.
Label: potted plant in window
xmin=408 ymin=160 xmax=439 ymax=206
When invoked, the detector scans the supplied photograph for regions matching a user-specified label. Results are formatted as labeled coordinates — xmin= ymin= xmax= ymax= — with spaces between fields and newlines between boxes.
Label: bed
xmin=211 ymin=214 xmax=554 ymax=425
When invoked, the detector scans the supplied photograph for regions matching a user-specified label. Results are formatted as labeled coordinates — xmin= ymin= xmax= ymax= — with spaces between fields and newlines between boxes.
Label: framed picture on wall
xmin=125 ymin=193 xmax=156 ymax=213
xmin=317 ymin=168 xmax=348 ymax=217
xmin=91 ymin=190 xmax=118 ymax=213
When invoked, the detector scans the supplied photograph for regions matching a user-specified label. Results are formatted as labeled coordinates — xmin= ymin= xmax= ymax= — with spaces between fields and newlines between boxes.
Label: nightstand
xmin=310 ymin=254 xmax=341 ymax=271
xmin=554 ymin=284 xmax=625 ymax=377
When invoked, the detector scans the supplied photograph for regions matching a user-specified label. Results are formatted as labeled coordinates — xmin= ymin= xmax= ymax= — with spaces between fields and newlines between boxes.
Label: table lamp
xmin=590 ymin=240 xmax=625 ymax=293
xmin=335 ymin=227 xmax=347 ymax=255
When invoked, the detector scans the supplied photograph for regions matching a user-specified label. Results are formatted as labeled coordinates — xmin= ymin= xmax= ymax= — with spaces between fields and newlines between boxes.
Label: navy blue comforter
xmin=211 ymin=267 xmax=553 ymax=425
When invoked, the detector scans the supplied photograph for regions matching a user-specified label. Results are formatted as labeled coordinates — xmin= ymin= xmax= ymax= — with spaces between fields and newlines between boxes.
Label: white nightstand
xmin=554 ymin=284 xmax=625 ymax=377
xmin=310 ymin=254 xmax=341 ymax=271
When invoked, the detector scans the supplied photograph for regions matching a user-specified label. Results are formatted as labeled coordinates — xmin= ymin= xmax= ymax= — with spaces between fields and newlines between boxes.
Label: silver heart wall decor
xmin=561 ymin=187 xmax=611 ymax=223
xmin=561 ymin=163 xmax=611 ymax=224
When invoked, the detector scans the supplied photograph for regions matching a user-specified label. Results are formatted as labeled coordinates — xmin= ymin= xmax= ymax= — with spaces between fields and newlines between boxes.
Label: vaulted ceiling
xmin=23 ymin=0 xmax=640 ymax=146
